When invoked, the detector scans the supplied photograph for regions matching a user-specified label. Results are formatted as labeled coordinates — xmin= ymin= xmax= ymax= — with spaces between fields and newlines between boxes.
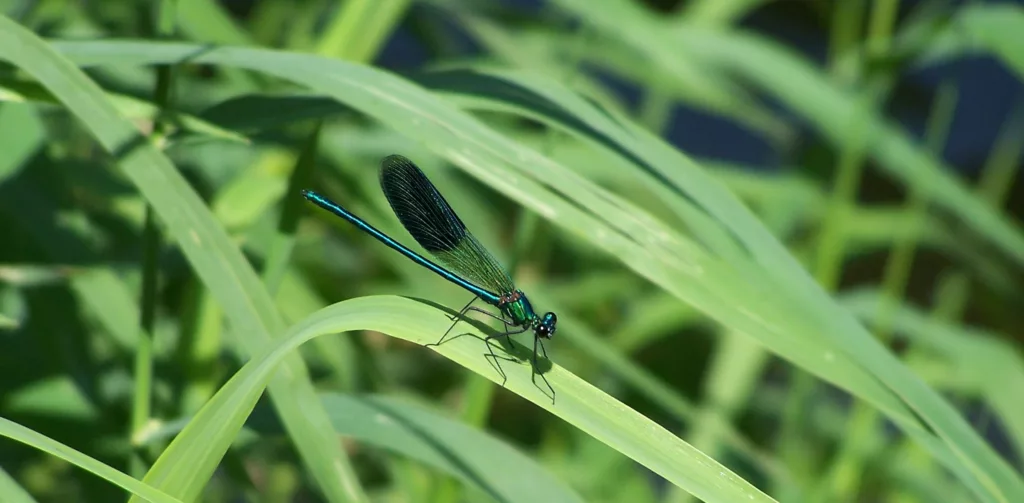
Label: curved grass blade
xmin=915 ymin=5 xmax=1024 ymax=81
xmin=44 ymin=39 xmax=1022 ymax=501
xmin=0 ymin=417 xmax=181 ymax=503
xmin=842 ymin=289 xmax=1024 ymax=461
xmin=320 ymin=393 xmax=585 ymax=503
xmin=411 ymin=65 xmax=1024 ymax=501
xmin=0 ymin=465 xmax=37 ymax=503
xmin=142 ymin=294 xmax=776 ymax=503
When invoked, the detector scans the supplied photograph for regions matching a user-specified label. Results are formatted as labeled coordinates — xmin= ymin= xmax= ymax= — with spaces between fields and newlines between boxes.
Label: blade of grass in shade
xmin=974 ymin=100 xmax=1024 ymax=207
xmin=0 ymin=79 xmax=251 ymax=145
xmin=912 ymin=101 xmax=1024 ymax=463
xmin=452 ymin=13 xmax=628 ymax=114
xmin=315 ymin=0 xmax=410 ymax=62
xmin=821 ymin=75 xmax=959 ymax=502
xmin=317 ymin=393 xmax=585 ymax=503
xmin=132 ymin=0 xmax=174 ymax=467
xmin=0 ymin=417 xmax=181 ymax=503
xmin=0 ymin=177 xmax=154 ymax=359
xmin=444 ymin=9 xmax=785 ymax=142
xmin=174 ymin=0 xmax=266 ymax=91
xmin=0 ymin=19 xmax=367 ymax=503
xmin=153 ymin=294 xmax=776 ymax=503
xmin=683 ymin=0 xmax=769 ymax=25
xmin=607 ymin=292 xmax=701 ymax=353
xmin=788 ymin=0 xmax=878 ymax=490
xmin=680 ymin=27 xmax=1024 ymax=269
xmin=668 ymin=331 xmax=777 ymax=503
xmin=915 ymin=5 xmax=1024 ymax=81
xmin=45 ymin=40 xmax=1018 ymax=500
xmin=262 ymin=122 xmax=321 ymax=293
xmin=842 ymin=289 xmax=1024 ymax=461
xmin=0 ymin=101 xmax=44 ymax=183
xmin=130 ymin=206 xmax=160 ymax=478
xmin=175 ymin=0 xmax=254 ymax=46
xmin=210 ymin=148 xmax=293 ymax=230
xmin=0 ymin=465 xmax=36 ymax=503
xmin=177 ymin=280 xmax=225 ymax=414
xmin=445 ymin=2 xmax=789 ymax=143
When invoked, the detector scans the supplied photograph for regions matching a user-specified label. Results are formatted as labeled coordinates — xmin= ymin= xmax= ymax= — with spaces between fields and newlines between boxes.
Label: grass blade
xmin=0 ymin=17 xmax=366 ymax=502
xmin=0 ymin=417 xmax=181 ymax=503
xmin=151 ymin=294 xmax=776 ymax=503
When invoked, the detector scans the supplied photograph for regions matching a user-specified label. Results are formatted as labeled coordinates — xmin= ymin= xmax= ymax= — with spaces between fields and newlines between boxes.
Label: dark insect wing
xmin=379 ymin=155 xmax=517 ymax=297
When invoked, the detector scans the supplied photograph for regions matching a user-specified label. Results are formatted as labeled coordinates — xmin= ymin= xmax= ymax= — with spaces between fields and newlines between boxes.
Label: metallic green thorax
xmin=500 ymin=290 xmax=539 ymax=327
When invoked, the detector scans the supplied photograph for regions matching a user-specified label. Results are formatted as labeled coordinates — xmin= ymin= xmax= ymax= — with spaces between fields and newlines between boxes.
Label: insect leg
xmin=446 ymin=296 xmax=477 ymax=322
xmin=483 ymin=321 xmax=526 ymax=387
xmin=532 ymin=336 xmax=556 ymax=404
xmin=466 ymin=306 xmax=514 ymax=325
xmin=429 ymin=296 xmax=478 ymax=347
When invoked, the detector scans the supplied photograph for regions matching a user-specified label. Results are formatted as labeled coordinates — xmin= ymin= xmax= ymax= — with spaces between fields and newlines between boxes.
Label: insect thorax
xmin=498 ymin=290 xmax=538 ymax=327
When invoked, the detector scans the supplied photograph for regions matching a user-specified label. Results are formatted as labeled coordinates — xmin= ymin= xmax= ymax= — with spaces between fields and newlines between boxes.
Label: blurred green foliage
xmin=0 ymin=0 xmax=1022 ymax=502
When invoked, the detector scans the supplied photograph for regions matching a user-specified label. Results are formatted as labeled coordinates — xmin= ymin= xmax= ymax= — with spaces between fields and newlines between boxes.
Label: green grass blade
xmin=175 ymin=0 xmax=253 ymax=46
xmin=315 ymin=0 xmax=410 ymax=62
xmin=842 ymin=289 xmax=1024 ymax=461
xmin=0 ymin=465 xmax=36 ymax=503
xmin=1 ymin=79 xmax=252 ymax=144
xmin=919 ymin=5 xmax=1024 ymax=81
xmin=261 ymin=123 xmax=320 ymax=292
xmin=0 ymin=101 xmax=44 ymax=184
xmin=151 ymin=294 xmax=776 ymax=503
xmin=551 ymin=0 xmax=1024 ymax=271
xmin=318 ymin=393 xmax=585 ymax=503
xmin=45 ymin=38 xmax=1022 ymax=501
xmin=411 ymin=60 xmax=1024 ymax=503
xmin=674 ymin=25 xmax=1024 ymax=269
xmin=0 ymin=417 xmax=181 ymax=503
xmin=0 ymin=18 xmax=366 ymax=502
xmin=145 ymin=392 xmax=586 ymax=502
